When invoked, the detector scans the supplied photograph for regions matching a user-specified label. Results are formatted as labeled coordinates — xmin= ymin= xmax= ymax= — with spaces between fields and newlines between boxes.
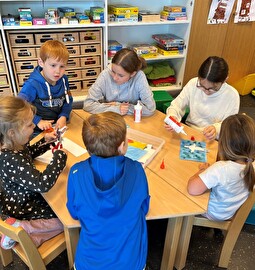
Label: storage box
xmin=79 ymin=29 xmax=101 ymax=43
xmin=0 ymin=87 xmax=12 ymax=96
xmin=81 ymin=68 xmax=101 ymax=79
xmin=35 ymin=33 xmax=58 ymax=45
xmin=18 ymin=73 xmax=30 ymax=84
xmin=32 ymin=18 xmax=47 ymax=25
xmin=82 ymin=79 xmax=96 ymax=89
xmin=66 ymin=70 xmax=82 ymax=80
xmin=153 ymin=90 xmax=174 ymax=112
xmin=126 ymin=128 xmax=165 ymax=168
xmin=9 ymin=34 xmax=34 ymax=46
xmin=69 ymin=81 xmax=82 ymax=91
xmin=0 ymin=62 xmax=6 ymax=73
xmin=59 ymin=32 xmax=79 ymax=43
xmin=67 ymin=58 xmax=80 ymax=68
xmin=138 ymin=11 xmax=160 ymax=22
xmin=109 ymin=4 xmax=139 ymax=15
xmin=80 ymin=56 xmax=100 ymax=67
xmin=80 ymin=44 xmax=101 ymax=55
xmin=66 ymin=45 xmax=80 ymax=56
xmin=157 ymin=46 xmax=183 ymax=56
xmin=15 ymin=61 xmax=37 ymax=72
xmin=0 ymin=75 xmax=8 ymax=86
xmin=232 ymin=73 xmax=255 ymax=96
xmin=12 ymin=48 xmax=37 ymax=59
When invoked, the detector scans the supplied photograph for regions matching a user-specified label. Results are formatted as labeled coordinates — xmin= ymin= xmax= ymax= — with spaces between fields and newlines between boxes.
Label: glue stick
xmin=134 ymin=101 xmax=142 ymax=122
xmin=164 ymin=115 xmax=187 ymax=135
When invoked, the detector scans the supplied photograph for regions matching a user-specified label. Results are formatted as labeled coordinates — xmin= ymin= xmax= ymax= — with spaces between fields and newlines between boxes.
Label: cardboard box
xmin=109 ymin=4 xmax=139 ymax=15
xmin=138 ymin=10 xmax=161 ymax=22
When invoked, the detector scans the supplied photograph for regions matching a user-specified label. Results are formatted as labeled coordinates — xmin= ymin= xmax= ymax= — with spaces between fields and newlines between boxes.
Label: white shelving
xmin=0 ymin=0 xmax=194 ymax=95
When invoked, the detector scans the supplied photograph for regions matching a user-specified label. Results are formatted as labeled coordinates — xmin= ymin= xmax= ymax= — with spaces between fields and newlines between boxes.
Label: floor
xmin=1 ymin=94 xmax=255 ymax=270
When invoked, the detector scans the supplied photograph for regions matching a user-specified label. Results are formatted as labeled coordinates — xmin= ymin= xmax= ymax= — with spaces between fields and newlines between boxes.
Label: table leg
xmin=160 ymin=217 xmax=183 ymax=270
xmin=174 ymin=215 xmax=194 ymax=270
xmin=64 ymin=226 xmax=80 ymax=270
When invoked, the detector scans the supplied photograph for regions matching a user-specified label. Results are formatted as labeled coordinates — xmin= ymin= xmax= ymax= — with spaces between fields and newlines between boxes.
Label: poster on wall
xmin=207 ymin=0 xmax=236 ymax=24
xmin=234 ymin=0 xmax=255 ymax=22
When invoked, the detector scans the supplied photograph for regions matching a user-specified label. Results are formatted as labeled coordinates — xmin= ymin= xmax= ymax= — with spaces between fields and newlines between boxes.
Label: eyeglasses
xmin=196 ymin=79 xmax=222 ymax=94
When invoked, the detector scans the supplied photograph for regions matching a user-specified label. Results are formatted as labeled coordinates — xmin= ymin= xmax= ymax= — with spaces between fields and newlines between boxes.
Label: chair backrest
xmin=194 ymin=189 xmax=255 ymax=268
xmin=194 ymin=189 xmax=255 ymax=230
xmin=0 ymin=219 xmax=66 ymax=270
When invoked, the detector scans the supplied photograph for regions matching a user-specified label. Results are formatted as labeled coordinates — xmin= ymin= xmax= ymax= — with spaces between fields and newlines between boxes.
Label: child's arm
xmin=187 ymin=163 xmax=210 ymax=195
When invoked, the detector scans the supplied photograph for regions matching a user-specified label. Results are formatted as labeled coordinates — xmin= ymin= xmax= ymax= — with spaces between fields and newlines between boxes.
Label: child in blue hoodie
xmin=67 ymin=112 xmax=150 ymax=270
xmin=18 ymin=40 xmax=73 ymax=135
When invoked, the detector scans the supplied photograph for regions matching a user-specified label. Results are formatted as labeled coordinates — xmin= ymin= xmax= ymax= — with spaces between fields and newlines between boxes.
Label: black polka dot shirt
xmin=0 ymin=138 xmax=67 ymax=220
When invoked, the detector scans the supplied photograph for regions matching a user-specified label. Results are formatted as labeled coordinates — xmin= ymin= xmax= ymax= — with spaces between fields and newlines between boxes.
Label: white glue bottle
xmin=164 ymin=115 xmax=187 ymax=135
xmin=134 ymin=101 xmax=142 ymax=122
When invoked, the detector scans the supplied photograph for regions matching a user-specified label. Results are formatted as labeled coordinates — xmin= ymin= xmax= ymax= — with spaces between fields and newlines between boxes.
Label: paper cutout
xmin=180 ymin=139 xmax=207 ymax=162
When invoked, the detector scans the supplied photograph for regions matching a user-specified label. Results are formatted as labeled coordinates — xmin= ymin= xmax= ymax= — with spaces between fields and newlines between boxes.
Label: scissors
xmin=52 ymin=128 xmax=63 ymax=152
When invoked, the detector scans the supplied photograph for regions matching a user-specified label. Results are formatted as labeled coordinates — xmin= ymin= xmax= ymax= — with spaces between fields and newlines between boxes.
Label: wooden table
xmin=39 ymin=110 xmax=218 ymax=270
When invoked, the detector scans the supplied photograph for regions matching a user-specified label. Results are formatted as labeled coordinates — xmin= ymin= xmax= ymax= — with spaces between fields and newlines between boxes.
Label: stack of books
xmin=160 ymin=6 xmax=187 ymax=21
xmin=152 ymin=33 xmax=184 ymax=56
xmin=129 ymin=43 xmax=158 ymax=58
xmin=108 ymin=4 xmax=138 ymax=23
xmin=18 ymin=7 xmax=32 ymax=26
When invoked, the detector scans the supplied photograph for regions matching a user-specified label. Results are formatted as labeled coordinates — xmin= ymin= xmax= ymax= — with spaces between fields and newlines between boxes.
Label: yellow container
xmin=109 ymin=4 xmax=139 ymax=15
xmin=232 ymin=73 xmax=255 ymax=96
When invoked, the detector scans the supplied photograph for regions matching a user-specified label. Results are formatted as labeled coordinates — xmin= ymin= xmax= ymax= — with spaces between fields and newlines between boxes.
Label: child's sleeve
xmin=66 ymin=166 xmax=78 ymax=220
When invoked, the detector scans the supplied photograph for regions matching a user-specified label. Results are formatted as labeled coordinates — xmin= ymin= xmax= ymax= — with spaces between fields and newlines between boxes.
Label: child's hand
xmin=199 ymin=162 xmax=210 ymax=171
xmin=203 ymin=125 xmax=216 ymax=140
xmin=120 ymin=102 xmax=129 ymax=115
xmin=44 ymin=130 xmax=57 ymax=143
xmin=38 ymin=120 xmax=54 ymax=130
xmin=55 ymin=116 xmax=67 ymax=130
xmin=164 ymin=115 xmax=177 ymax=132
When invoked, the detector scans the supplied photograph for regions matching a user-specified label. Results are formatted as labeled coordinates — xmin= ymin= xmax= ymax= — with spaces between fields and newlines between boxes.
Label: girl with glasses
xmin=165 ymin=56 xmax=240 ymax=140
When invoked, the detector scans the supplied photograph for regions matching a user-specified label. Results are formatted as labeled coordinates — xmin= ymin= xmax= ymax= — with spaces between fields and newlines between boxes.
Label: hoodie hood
xmin=67 ymin=155 xmax=148 ymax=218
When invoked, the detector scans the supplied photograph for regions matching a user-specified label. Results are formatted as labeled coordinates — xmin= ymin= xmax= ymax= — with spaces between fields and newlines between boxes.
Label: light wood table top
xmin=74 ymin=109 xmax=218 ymax=210
xmin=37 ymin=110 xmax=218 ymax=270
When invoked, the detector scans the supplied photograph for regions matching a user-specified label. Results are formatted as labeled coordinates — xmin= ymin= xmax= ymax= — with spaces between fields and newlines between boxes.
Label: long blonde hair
xmin=0 ymin=96 xmax=35 ymax=149
xmin=218 ymin=114 xmax=255 ymax=191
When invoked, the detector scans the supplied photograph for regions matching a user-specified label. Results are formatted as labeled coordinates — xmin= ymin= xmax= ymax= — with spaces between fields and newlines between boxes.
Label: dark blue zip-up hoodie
xmin=67 ymin=155 xmax=150 ymax=270
xmin=18 ymin=66 xmax=73 ymax=126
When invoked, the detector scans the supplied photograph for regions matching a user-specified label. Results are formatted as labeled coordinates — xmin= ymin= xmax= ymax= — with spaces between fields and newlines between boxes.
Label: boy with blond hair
xmin=19 ymin=40 xmax=73 ymax=135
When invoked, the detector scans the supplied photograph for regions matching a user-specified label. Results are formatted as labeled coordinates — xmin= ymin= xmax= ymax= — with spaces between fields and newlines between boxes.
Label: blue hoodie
xmin=67 ymin=155 xmax=150 ymax=270
xmin=18 ymin=66 xmax=73 ymax=126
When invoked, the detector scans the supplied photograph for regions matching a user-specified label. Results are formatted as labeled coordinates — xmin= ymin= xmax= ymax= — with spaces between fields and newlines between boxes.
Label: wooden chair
xmin=0 ymin=219 xmax=66 ymax=270
xmin=175 ymin=190 xmax=255 ymax=269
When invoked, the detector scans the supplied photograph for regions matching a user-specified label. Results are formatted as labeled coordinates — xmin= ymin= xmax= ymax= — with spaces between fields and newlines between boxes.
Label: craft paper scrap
xmin=128 ymin=139 xmax=147 ymax=149
xmin=125 ymin=145 xmax=147 ymax=161
xmin=180 ymin=139 xmax=207 ymax=162
xmin=139 ymin=148 xmax=156 ymax=164
xmin=63 ymin=137 xmax=87 ymax=157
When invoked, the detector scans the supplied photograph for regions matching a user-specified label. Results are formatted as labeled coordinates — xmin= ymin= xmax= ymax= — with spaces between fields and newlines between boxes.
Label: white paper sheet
xmin=35 ymin=137 xmax=87 ymax=164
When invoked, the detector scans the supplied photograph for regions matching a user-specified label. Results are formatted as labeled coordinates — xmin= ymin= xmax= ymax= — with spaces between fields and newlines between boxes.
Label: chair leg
xmin=0 ymin=247 xmax=13 ymax=266
xmin=174 ymin=215 xmax=194 ymax=270
xmin=218 ymin=227 xmax=241 ymax=268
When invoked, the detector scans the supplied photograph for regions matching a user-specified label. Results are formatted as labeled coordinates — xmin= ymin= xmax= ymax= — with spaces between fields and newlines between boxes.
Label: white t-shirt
xmin=166 ymin=77 xmax=240 ymax=139
xmin=199 ymin=160 xmax=250 ymax=220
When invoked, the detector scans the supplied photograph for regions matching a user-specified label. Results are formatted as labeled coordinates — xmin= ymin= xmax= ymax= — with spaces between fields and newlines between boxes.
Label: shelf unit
xmin=0 ymin=0 xmax=194 ymax=96
xmin=0 ymin=32 xmax=12 ymax=96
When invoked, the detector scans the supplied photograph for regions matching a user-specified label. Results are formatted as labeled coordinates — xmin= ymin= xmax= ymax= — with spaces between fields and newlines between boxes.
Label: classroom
xmin=0 ymin=1 xmax=255 ymax=270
